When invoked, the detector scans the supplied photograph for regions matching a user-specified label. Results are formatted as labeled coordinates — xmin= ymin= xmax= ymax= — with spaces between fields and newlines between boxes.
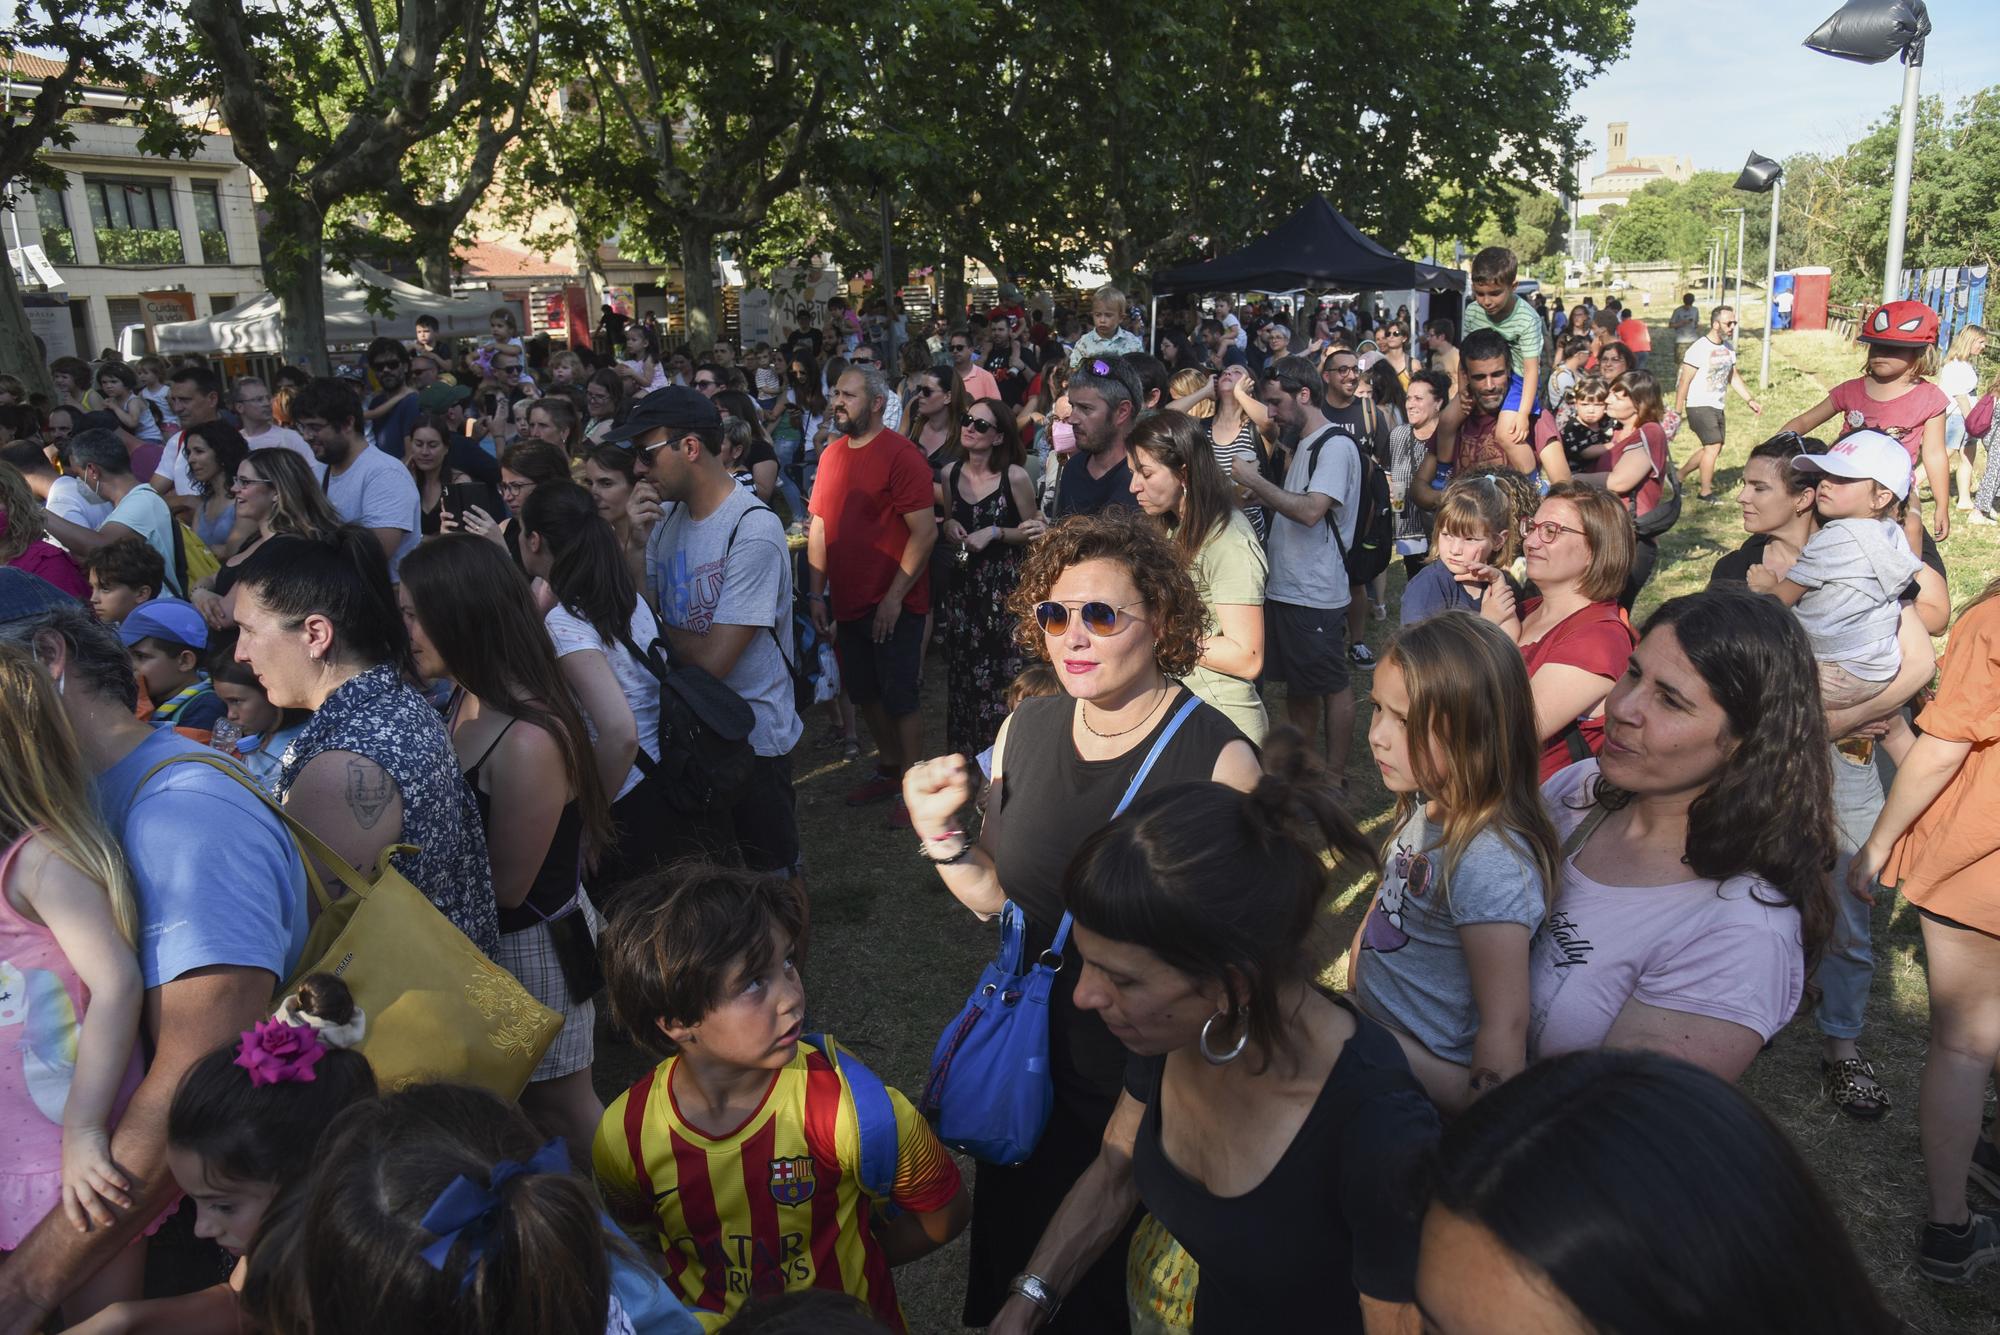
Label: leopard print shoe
xmin=1822 ymin=1054 xmax=1890 ymax=1121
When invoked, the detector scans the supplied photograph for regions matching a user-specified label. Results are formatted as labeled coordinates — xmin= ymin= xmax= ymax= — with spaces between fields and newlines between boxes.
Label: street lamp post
xmin=1736 ymin=152 xmax=1785 ymax=388
xmin=1805 ymin=0 xmax=1932 ymax=305
xmin=1724 ymin=207 xmax=1746 ymax=323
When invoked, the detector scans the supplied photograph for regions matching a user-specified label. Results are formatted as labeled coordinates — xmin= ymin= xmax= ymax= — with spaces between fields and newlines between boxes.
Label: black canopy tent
xmin=1150 ymin=194 xmax=1465 ymax=337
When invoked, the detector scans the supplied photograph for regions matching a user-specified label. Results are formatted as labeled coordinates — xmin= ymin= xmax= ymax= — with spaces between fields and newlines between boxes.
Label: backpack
xmin=620 ymin=604 xmax=758 ymax=814
xmin=1303 ymin=425 xmax=1394 ymax=586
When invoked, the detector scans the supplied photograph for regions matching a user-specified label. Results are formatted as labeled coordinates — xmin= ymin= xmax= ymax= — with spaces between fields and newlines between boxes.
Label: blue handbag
xmin=918 ymin=694 xmax=1202 ymax=1164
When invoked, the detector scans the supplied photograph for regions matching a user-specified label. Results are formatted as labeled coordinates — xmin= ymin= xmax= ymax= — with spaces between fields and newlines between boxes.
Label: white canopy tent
xmin=154 ymin=261 xmax=496 ymax=355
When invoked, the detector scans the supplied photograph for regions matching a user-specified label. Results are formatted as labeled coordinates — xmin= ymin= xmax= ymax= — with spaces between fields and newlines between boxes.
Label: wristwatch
xmin=1009 ymin=1272 xmax=1061 ymax=1322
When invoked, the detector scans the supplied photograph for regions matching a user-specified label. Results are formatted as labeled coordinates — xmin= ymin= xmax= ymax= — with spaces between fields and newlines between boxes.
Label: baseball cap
xmin=599 ymin=386 xmax=722 ymax=446
xmin=416 ymin=382 xmax=473 ymax=413
xmin=0 ymin=567 xmax=82 ymax=624
xmin=1790 ymin=430 xmax=1912 ymax=500
xmin=117 ymin=597 xmax=209 ymax=650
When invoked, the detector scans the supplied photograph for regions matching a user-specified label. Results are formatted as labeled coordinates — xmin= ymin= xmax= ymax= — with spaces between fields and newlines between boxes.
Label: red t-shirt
xmin=808 ymin=428 xmax=935 ymax=621
xmin=1603 ymin=421 xmax=1670 ymax=517
xmin=1519 ymin=598 xmax=1636 ymax=781
xmin=1616 ymin=317 xmax=1652 ymax=353
xmin=1827 ymin=378 xmax=1949 ymax=463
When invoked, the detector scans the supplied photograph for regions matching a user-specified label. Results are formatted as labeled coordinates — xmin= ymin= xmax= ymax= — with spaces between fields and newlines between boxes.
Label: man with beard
xmin=1436 ymin=329 xmax=1543 ymax=480
xmin=1231 ymin=356 xmax=1361 ymax=787
xmin=1319 ymin=348 xmax=1394 ymax=665
xmin=949 ymin=329 xmax=1002 ymax=403
xmin=1200 ymin=316 xmax=1249 ymax=372
xmin=360 ymin=336 xmax=422 ymax=459
xmin=807 ymin=366 xmax=937 ymax=825
xmin=1053 ymin=356 xmax=1144 ymax=518
xmin=292 ymin=377 xmax=421 ymax=579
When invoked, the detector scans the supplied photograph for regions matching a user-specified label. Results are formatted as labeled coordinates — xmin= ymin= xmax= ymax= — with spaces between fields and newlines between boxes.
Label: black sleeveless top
xmin=1124 ymin=998 xmax=1439 ymax=1332
xmin=994 ymin=688 xmax=1245 ymax=927
xmin=464 ymin=716 xmax=585 ymax=934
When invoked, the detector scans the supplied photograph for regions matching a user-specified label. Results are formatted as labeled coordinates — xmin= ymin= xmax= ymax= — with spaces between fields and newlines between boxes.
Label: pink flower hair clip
xmin=234 ymin=1017 xmax=326 ymax=1087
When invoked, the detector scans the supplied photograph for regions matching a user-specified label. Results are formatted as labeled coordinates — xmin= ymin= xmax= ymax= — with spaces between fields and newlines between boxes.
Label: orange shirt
xmin=1888 ymin=597 xmax=2000 ymax=932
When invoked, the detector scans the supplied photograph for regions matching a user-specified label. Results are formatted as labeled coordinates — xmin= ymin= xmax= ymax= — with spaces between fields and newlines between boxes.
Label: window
xmin=33 ymin=185 xmax=75 ymax=264
xmin=209 ymin=294 xmax=235 ymax=313
xmin=192 ymin=181 xmax=229 ymax=264
xmin=85 ymin=177 xmax=184 ymax=265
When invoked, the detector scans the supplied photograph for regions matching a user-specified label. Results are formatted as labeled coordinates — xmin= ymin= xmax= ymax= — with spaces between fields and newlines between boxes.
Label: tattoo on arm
xmin=344 ymin=759 xmax=392 ymax=829
xmin=1468 ymin=1067 xmax=1505 ymax=1095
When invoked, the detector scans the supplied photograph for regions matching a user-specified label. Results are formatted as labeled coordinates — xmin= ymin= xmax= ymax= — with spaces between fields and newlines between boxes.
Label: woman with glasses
xmin=907 ymin=364 xmax=967 ymax=475
xmin=903 ymin=509 xmax=1260 ymax=1331
xmin=1378 ymin=321 xmax=1415 ymax=387
xmin=582 ymin=369 xmax=625 ymax=447
xmin=188 ymin=448 xmax=343 ymax=630
xmin=1524 ymin=590 xmax=1832 ymax=1084
xmin=1472 ymin=483 xmax=1636 ymax=782
xmin=936 ymin=397 xmax=1044 ymax=757
xmin=456 ymin=441 xmax=570 ymax=567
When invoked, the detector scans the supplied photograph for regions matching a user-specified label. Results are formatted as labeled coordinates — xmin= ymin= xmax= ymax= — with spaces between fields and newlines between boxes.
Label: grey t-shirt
xmin=1786 ymin=516 xmax=1921 ymax=681
xmin=644 ymin=487 xmax=803 ymax=758
xmin=1353 ymin=807 xmax=1548 ymax=1065
xmin=1264 ymin=424 xmax=1358 ymax=611
xmin=322 ymin=445 xmax=421 ymax=581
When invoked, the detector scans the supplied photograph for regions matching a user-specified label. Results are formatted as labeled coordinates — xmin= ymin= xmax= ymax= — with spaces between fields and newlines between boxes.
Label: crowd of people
xmin=0 ymin=256 xmax=1994 ymax=1333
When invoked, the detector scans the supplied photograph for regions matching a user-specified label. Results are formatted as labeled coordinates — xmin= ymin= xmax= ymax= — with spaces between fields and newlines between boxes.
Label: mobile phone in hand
xmin=442 ymin=481 xmax=467 ymax=524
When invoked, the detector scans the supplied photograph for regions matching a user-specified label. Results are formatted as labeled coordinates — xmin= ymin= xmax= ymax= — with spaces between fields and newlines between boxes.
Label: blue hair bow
xmin=418 ymin=1137 xmax=571 ymax=1286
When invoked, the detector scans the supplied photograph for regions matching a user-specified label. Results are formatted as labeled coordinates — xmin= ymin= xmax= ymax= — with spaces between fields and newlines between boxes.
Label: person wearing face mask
xmin=903 ymin=509 xmax=1260 ymax=1332
xmin=38 ymin=428 xmax=182 ymax=596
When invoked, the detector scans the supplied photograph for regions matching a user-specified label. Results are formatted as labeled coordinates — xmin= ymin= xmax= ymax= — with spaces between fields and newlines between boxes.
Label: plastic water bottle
xmin=209 ymin=719 xmax=242 ymax=754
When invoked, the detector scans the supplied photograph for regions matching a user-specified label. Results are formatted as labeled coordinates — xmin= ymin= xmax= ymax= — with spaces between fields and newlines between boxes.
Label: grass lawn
xmin=595 ymin=328 xmax=2000 ymax=1332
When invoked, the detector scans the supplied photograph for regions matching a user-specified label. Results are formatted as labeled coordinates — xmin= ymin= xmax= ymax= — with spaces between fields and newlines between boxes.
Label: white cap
xmin=1791 ymin=430 xmax=1912 ymax=501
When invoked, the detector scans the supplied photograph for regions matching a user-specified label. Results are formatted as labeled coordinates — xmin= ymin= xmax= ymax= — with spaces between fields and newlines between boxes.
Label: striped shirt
xmin=593 ymin=1038 xmax=960 ymax=1332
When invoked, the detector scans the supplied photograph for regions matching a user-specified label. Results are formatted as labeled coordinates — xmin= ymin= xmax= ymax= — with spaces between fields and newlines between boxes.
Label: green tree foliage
xmin=1598 ymin=171 xmax=1770 ymax=273
xmin=1475 ymin=186 xmax=1570 ymax=264
xmin=1 ymin=1 xmax=200 ymax=391
xmin=164 ymin=0 xmax=531 ymax=368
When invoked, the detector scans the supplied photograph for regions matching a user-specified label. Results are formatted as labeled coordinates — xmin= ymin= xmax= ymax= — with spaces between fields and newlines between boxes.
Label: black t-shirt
xmin=1123 ymin=998 xmax=1440 ymax=1333
xmin=1710 ymin=528 xmax=1943 ymax=603
xmin=1323 ymin=397 xmax=1393 ymax=468
xmin=1053 ymin=451 xmax=1140 ymax=518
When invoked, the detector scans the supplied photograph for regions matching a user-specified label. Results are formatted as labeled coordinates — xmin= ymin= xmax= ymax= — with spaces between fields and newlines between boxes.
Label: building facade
xmin=6 ymin=54 xmax=266 ymax=359
xmin=1575 ymin=121 xmax=1694 ymax=218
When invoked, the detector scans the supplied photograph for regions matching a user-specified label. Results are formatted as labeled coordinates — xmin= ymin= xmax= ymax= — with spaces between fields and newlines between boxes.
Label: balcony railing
xmin=93 ymin=227 xmax=185 ymax=265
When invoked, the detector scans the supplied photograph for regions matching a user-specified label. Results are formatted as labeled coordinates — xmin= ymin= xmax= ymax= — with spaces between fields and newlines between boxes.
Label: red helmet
xmin=1858 ymin=299 xmax=1939 ymax=347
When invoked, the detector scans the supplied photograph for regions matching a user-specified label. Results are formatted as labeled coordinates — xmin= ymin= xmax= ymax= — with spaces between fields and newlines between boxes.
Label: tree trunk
xmin=0 ymin=257 xmax=56 ymax=401
xmin=415 ymin=229 xmax=456 ymax=295
xmin=942 ymin=256 xmax=967 ymax=329
xmin=679 ymin=222 xmax=718 ymax=355
xmin=262 ymin=193 xmax=330 ymax=372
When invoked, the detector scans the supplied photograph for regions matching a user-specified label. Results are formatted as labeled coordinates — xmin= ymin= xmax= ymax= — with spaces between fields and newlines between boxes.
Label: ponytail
xmin=1062 ymin=726 xmax=1373 ymax=1072
xmin=234 ymin=523 xmax=410 ymax=674
xmin=519 ymin=481 xmax=638 ymax=647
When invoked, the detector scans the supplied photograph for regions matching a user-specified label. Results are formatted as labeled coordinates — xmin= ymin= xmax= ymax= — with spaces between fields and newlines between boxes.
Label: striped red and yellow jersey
xmin=592 ymin=1037 xmax=961 ymax=1333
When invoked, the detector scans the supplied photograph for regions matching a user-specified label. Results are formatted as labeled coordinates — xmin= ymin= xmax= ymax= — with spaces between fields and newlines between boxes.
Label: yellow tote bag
xmin=140 ymin=753 xmax=563 ymax=1098
xmin=1128 ymin=1212 xmax=1198 ymax=1333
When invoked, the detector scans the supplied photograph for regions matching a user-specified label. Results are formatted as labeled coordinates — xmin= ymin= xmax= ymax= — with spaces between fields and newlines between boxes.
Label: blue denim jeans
xmin=1817 ymin=743 xmax=1887 ymax=1039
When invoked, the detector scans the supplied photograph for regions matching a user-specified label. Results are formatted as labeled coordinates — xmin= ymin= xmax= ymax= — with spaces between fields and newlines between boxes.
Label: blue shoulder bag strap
xmin=1048 ymin=692 xmax=1204 ymax=959
xmin=804 ymin=1033 xmax=898 ymax=1200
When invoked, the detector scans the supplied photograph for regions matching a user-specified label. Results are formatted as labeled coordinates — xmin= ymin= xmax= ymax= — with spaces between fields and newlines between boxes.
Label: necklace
xmin=1081 ymin=684 xmax=1168 ymax=739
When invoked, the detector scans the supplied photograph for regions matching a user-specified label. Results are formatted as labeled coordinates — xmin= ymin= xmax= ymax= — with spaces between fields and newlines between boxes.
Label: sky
xmin=1570 ymin=0 xmax=2000 ymax=180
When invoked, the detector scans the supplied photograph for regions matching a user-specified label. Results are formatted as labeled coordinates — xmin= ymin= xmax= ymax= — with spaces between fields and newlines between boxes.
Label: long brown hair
xmin=398 ymin=537 xmax=612 ymax=865
xmin=0 ymin=643 xmax=137 ymax=943
xmin=964 ymin=395 xmax=1025 ymax=473
xmin=0 ymin=461 xmax=46 ymax=562
xmin=245 ymin=447 xmax=345 ymax=542
xmin=1380 ymin=613 xmax=1560 ymax=910
xmin=913 ymin=365 xmax=966 ymax=465
xmin=1127 ymin=408 xmax=1235 ymax=562
xmin=1612 ymin=369 xmax=1665 ymax=427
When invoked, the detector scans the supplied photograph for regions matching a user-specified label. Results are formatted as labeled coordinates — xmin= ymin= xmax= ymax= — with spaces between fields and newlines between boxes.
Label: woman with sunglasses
xmin=1378 ymin=321 xmax=1415 ymax=388
xmin=936 ymin=397 xmax=1044 ymax=758
xmin=904 ymin=509 xmax=1260 ymax=1331
xmin=1471 ymin=483 xmax=1636 ymax=782
xmin=907 ymin=364 xmax=968 ymax=476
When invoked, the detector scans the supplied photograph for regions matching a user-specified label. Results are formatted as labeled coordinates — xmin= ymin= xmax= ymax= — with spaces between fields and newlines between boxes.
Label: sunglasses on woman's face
xmin=961 ymin=415 xmax=998 ymax=433
xmin=1034 ymin=599 xmax=1144 ymax=637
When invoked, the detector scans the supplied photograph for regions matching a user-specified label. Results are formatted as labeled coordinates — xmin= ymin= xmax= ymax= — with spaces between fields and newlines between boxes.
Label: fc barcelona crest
xmin=769 ymin=1156 xmax=816 ymax=1206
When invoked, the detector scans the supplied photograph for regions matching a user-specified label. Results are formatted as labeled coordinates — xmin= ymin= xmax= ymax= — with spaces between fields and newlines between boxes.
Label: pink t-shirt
xmin=1827 ymin=377 xmax=1949 ymax=463
xmin=1527 ymin=761 xmax=1805 ymax=1062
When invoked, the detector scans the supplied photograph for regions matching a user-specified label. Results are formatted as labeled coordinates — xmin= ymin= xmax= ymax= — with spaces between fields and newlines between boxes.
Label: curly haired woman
xmin=903 ymin=509 xmax=1259 ymax=1330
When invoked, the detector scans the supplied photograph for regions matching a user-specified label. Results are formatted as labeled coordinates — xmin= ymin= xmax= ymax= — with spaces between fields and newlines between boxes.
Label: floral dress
xmin=942 ymin=462 xmax=1024 ymax=758
xmin=279 ymin=663 xmax=500 ymax=955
